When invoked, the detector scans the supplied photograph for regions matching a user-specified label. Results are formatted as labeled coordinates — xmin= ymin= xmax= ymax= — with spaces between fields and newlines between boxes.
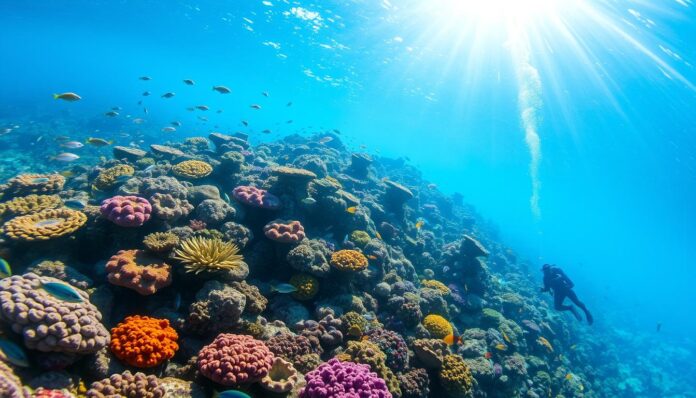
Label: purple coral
xmin=295 ymin=314 xmax=343 ymax=349
xmin=300 ymin=358 xmax=392 ymax=398
xmin=86 ymin=371 xmax=164 ymax=398
xmin=232 ymin=186 xmax=280 ymax=209
xmin=0 ymin=273 xmax=109 ymax=354
xmin=0 ymin=360 xmax=31 ymax=398
xmin=363 ymin=328 xmax=409 ymax=371
xmin=100 ymin=195 xmax=152 ymax=227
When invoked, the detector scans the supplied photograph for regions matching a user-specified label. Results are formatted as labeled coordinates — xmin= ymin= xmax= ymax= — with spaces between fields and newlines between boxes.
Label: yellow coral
xmin=0 ymin=194 xmax=62 ymax=218
xmin=289 ymin=274 xmax=319 ymax=301
xmin=143 ymin=232 xmax=180 ymax=253
xmin=4 ymin=173 xmax=65 ymax=195
xmin=94 ymin=164 xmax=134 ymax=190
xmin=172 ymin=160 xmax=213 ymax=179
xmin=439 ymin=354 xmax=474 ymax=398
xmin=421 ymin=279 xmax=451 ymax=295
xmin=422 ymin=314 xmax=453 ymax=339
xmin=330 ymin=249 xmax=368 ymax=272
xmin=341 ymin=311 xmax=368 ymax=337
xmin=3 ymin=208 xmax=87 ymax=241
xmin=173 ymin=237 xmax=246 ymax=274
xmin=349 ymin=230 xmax=371 ymax=247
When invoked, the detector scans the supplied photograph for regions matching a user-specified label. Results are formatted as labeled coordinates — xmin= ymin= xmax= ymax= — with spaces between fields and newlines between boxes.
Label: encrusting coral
xmin=3 ymin=208 xmax=87 ymax=241
xmin=109 ymin=315 xmax=178 ymax=368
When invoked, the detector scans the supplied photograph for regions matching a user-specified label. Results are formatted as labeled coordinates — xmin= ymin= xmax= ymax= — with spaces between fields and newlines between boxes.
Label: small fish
xmin=198 ymin=116 xmax=208 ymax=121
xmin=286 ymin=101 xmax=292 ymax=106
xmin=63 ymin=198 xmax=88 ymax=209
xmin=495 ymin=344 xmax=507 ymax=351
xmin=144 ymin=164 xmax=157 ymax=172
xmin=241 ymin=120 xmax=249 ymax=127
xmin=53 ymin=92 xmax=81 ymax=101
xmin=346 ymin=206 xmax=357 ymax=214
xmin=214 ymin=390 xmax=252 ymax=398
xmin=565 ymin=373 xmax=573 ymax=381
xmin=196 ymin=105 xmax=209 ymax=111
xmin=216 ymin=109 xmax=223 ymax=114
xmin=61 ymin=141 xmax=84 ymax=149
xmin=301 ymin=197 xmax=316 ymax=206
xmin=173 ymin=293 xmax=182 ymax=311
xmin=223 ymin=193 xmax=231 ymax=204
xmin=171 ymin=121 xmax=182 ymax=127
xmin=443 ymin=333 xmax=462 ymax=346
xmin=139 ymin=76 xmax=152 ymax=80
xmin=271 ymin=283 xmax=298 ymax=294
xmin=262 ymin=129 xmax=271 ymax=134
xmin=367 ymin=255 xmax=378 ymax=261
xmin=484 ymin=352 xmax=492 ymax=359
xmin=161 ymin=92 xmax=176 ymax=98
xmin=286 ymin=120 xmax=293 ymax=124
xmin=40 ymin=281 xmax=84 ymax=302
xmin=375 ymin=232 xmax=382 ymax=240
xmin=415 ymin=220 xmax=424 ymax=229
xmin=427 ymin=183 xmax=437 ymax=189
xmin=262 ymin=91 xmax=269 ymax=97
xmin=442 ymin=266 xmax=450 ymax=273
xmin=162 ymin=126 xmax=176 ymax=132
xmin=502 ymin=331 xmax=511 ymax=343
xmin=59 ymin=170 xmax=75 ymax=178
xmin=0 ymin=338 xmax=29 ymax=367
xmin=132 ymin=118 xmax=145 ymax=124
xmin=142 ymin=91 xmax=151 ymax=96
xmin=53 ymin=153 xmax=80 ymax=162
xmin=212 ymin=85 xmax=231 ymax=94
xmin=0 ymin=258 xmax=11 ymax=278
xmin=250 ymin=104 xmax=262 ymax=110
xmin=86 ymin=137 xmax=113 ymax=147
xmin=143 ymin=107 xmax=149 ymax=114
xmin=105 ymin=111 xmax=119 ymax=117
xmin=333 ymin=129 xmax=341 ymax=134
xmin=183 ymin=79 xmax=195 ymax=85
xmin=318 ymin=136 xmax=333 ymax=144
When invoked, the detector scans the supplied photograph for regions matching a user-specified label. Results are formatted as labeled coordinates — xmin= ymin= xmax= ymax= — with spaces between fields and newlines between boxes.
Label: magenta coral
xmin=300 ymin=358 xmax=392 ymax=398
xmin=232 ymin=186 xmax=280 ymax=210
xmin=197 ymin=333 xmax=275 ymax=386
xmin=100 ymin=195 xmax=152 ymax=227
xmin=264 ymin=220 xmax=306 ymax=243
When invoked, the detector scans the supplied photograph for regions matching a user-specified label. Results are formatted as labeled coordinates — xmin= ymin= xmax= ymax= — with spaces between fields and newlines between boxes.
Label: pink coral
xmin=197 ymin=333 xmax=274 ymax=386
xmin=232 ymin=186 xmax=280 ymax=210
xmin=100 ymin=196 xmax=152 ymax=227
xmin=264 ymin=220 xmax=306 ymax=243
xmin=105 ymin=250 xmax=172 ymax=295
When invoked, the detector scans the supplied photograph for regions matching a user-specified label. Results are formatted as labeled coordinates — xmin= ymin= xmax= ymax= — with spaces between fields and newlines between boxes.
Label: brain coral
xmin=142 ymin=232 xmax=180 ymax=253
xmin=232 ymin=186 xmax=281 ymax=209
xmin=149 ymin=193 xmax=193 ymax=221
xmin=439 ymin=354 xmax=474 ymax=398
xmin=93 ymin=165 xmax=134 ymax=190
xmin=172 ymin=160 xmax=213 ymax=179
xmin=3 ymin=208 xmax=87 ymax=241
xmin=86 ymin=371 xmax=164 ymax=398
xmin=110 ymin=316 xmax=178 ymax=368
xmin=100 ymin=196 xmax=152 ymax=227
xmin=197 ymin=333 xmax=274 ymax=386
xmin=5 ymin=173 xmax=65 ymax=196
xmin=264 ymin=220 xmax=306 ymax=243
xmin=0 ymin=273 xmax=109 ymax=354
xmin=173 ymin=237 xmax=248 ymax=280
xmin=300 ymin=358 xmax=392 ymax=398
xmin=105 ymin=250 xmax=172 ymax=295
xmin=422 ymin=314 xmax=453 ymax=339
xmin=0 ymin=194 xmax=62 ymax=218
xmin=330 ymin=249 xmax=368 ymax=272
xmin=289 ymin=274 xmax=319 ymax=301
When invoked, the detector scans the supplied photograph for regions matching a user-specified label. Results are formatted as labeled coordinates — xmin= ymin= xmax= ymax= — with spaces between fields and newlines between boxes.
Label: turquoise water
xmin=1 ymin=0 xmax=695 ymax=396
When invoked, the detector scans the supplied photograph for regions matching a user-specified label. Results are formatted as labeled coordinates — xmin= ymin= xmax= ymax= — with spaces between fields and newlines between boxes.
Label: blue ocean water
xmin=1 ymin=0 xmax=695 ymax=396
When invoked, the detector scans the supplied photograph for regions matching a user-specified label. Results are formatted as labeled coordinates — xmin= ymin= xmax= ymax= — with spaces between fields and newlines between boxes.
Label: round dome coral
xmin=110 ymin=315 xmax=178 ymax=368
xmin=100 ymin=195 xmax=152 ymax=227
xmin=172 ymin=160 xmax=213 ymax=179
xmin=300 ymin=358 xmax=392 ymax=398
xmin=232 ymin=186 xmax=281 ymax=209
xmin=264 ymin=220 xmax=305 ymax=243
xmin=330 ymin=249 xmax=368 ymax=272
xmin=197 ymin=333 xmax=274 ymax=386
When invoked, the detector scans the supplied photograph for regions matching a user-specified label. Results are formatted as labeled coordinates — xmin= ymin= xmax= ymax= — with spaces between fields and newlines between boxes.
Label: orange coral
xmin=105 ymin=250 xmax=172 ymax=295
xmin=110 ymin=315 xmax=178 ymax=368
xmin=330 ymin=249 xmax=368 ymax=272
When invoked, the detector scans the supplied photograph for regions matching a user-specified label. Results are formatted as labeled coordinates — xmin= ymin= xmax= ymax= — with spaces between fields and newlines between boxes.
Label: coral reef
xmin=93 ymin=165 xmax=134 ymax=190
xmin=260 ymin=357 xmax=301 ymax=393
xmin=197 ymin=333 xmax=274 ymax=386
xmin=0 ymin=194 xmax=62 ymax=218
xmin=171 ymin=160 xmax=212 ymax=179
xmin=330 ymin=249 xmax=369 ymax=272
xmin=149 ymin=193 xmax=193 ymax=221
xmin=86 ymin=371 xmax=164 ymax=398
xmin=3 ymin=208 xmax=87 ymax=241
xmin=264 ymin=219 xmax=306 ymax=243
xmin=100 ymin=196 xmax=152 ymax=227
xmin=105 ymin=250 xmax=172 ymax=295
xmin=232 ymin=185 xmax=281 ymax=209
xmin=422 ymin=314 xmax=453 ymax=339
xmin=4 ymin=174 xmax=65 ymax=196
xmin=300 ymin=358 xmax=392 ymax=398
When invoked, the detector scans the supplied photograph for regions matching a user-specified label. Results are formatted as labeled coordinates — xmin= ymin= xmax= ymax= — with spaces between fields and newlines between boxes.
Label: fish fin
xmin=53 ymin=94 xmax=59 ymax=99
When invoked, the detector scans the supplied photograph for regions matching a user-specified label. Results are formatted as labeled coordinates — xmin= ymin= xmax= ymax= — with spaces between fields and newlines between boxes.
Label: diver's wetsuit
xmin=542 ymin=266 xmax=593 ymax=325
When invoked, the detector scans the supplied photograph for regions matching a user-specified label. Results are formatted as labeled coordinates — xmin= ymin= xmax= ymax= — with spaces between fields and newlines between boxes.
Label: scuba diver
xmin=541 ymin=264 xmax=593 ymax=325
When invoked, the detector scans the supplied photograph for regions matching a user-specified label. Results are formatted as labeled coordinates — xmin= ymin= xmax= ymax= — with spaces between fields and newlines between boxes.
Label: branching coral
xmin=110 ymin=316 xmax=178 ymax=368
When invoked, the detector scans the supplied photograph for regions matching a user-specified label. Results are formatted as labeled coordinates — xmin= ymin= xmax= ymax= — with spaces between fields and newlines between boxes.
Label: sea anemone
xmin=173 ymin=236 xmax=246 ymax=274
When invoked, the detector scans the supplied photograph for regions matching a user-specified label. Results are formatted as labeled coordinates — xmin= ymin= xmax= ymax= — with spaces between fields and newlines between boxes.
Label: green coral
xmin=220 ymin=151 xmax=245 ymax=173
xmin=439 ymin=354 xmax=474 ymax=398
xmin=341 ymin=311 xmax=368 ymax=337
xmin=349 ymin=230 xmax=371 ymax=248
xmin=336 ymin=340 xmax=402 ymax=397
xmin=481 ymin=308 xmax=505 ymax=327
xmin=136 ymin=157 xmax=156 ymax=168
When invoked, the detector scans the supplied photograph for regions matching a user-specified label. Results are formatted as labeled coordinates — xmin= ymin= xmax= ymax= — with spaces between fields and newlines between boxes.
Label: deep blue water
xmin=1 ymin=0 xmax=696 ymax=393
